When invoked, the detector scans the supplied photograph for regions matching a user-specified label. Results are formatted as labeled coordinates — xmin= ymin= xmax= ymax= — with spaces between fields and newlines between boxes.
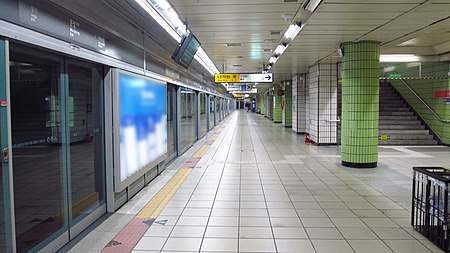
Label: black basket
xmin=412 ymin=167 xmax=450 ymax=251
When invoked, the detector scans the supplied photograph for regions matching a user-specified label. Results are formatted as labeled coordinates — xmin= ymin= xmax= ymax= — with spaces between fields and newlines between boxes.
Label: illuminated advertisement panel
xmin=114 ymin=70 xmax=167 ymax=191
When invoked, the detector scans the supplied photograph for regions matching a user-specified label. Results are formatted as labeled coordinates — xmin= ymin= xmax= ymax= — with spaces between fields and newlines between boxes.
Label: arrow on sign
xmin=265 ymin=75 xmax=272 ymax=81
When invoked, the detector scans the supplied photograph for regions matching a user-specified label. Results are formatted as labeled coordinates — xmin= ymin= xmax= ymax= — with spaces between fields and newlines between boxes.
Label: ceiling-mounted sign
xmin=240 ymin=73 xmax=273 ymax=83
xmin=215 ymin=73 xmax=273 ymax=83
xmin=435 ymin=90 xmax=450 ymax=98
xmin=215 ymin=74 xmax=240 ymax=83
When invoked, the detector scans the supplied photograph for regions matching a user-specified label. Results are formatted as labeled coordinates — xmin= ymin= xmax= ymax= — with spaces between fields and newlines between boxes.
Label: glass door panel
xmin=167 ymin=84 xmax=177 ymax=161
xmin=199 ymin=93 xmax=207 ymax=137
xmin=10 ymin=44 xmax=67 ymax=253
xmin=67 ymin=62 xmax=105 ymax=225
xmin=209 ymin=96 xmax=215 ymax=129
xmin=180 ymin=88 xmax=196 ymax=152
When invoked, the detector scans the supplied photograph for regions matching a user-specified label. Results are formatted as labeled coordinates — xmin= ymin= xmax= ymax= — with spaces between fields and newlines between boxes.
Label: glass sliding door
xmin=199 ymin=93 xmax=207 ymax=137
xmin=9 ymin=43 xmax=106 ymax=253
xmin=209 ymin=96 xmax=215 ymax=129
xmin=215 ymin=97 xmax=221 ymax=123
xmin=167 ymin=84 xmax=177 ymax=161
xmin=179 ymin=87 xmax=196 ymax=153
xmin=10 ymin=44 xmax=68 ymax=253
xmin=66 ymin=61 xmax=105 ymax=226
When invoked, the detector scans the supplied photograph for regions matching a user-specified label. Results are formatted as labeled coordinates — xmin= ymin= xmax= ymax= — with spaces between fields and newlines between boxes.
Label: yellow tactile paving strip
xmin=137 ymin=168 xmax=192 ymax=219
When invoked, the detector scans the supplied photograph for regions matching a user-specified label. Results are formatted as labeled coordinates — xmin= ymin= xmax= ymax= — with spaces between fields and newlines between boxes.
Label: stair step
xmin=379 ymin=116 xmax=417 ymax=120
xmin=379 ymin=120 xmax=421 ymax=125
xmin=379 ymin=129 xmax=430 ymax=135
xmin=379 ymin=139 xmax=438 ymax=145
xmin=380 ymin=107 xmax=411 ymax=112
xmin=379 ymin=125 xmax=425 ymax=130
xmin=379 ymin=111 xmax=414 ymax=116
xmin=379 ymin=102 xmax=407 ymax=107
xmin=379 ymin=134 xmax=434 ymax=140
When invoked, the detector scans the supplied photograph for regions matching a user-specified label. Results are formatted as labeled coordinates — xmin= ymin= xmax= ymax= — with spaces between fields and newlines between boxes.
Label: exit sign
xmin=389 ymin=74 xmax=402 ymax=78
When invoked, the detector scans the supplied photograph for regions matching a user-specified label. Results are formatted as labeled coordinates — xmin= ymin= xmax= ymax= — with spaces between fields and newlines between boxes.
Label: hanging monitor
xmin=172 ymin=33 xmax=201 ymax=69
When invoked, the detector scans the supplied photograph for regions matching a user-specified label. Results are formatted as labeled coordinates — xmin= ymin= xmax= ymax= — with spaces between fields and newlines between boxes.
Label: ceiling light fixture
xmin=303 ymin=0 xmax=323 ymax=12
xmin=284 ymin=22 xmax=303 ymax=40
xmin=380 ymin=54 xmax=420 ymax=62
xmin=274 ymin=44 xmax=288 ymax=55
xmin=264 ymin=22 xmax=302 ymax=71
xmin=269 ymin=56 xmax=278 ymax=64
xmin=135 ymin=0 xmax=220 ymax=76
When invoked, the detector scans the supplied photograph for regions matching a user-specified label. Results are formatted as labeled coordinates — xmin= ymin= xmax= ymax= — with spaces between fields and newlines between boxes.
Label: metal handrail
xmin=392 ymin=72 xmax=450 ymax=123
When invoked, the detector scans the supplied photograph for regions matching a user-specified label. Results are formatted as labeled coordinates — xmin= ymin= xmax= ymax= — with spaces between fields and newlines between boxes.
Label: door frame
xmin=0 ymin=38 xmax=16 ymax=253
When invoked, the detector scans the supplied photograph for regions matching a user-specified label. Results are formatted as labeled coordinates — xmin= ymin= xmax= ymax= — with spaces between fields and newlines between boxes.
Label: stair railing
xmin=392 ymin=73 xmax=450 ymax=123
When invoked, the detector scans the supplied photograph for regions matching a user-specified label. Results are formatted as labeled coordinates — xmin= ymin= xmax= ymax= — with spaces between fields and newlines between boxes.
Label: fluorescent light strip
xmin=274 ymin=44 xmax=288 ymax=55
xmin=135 ymin=0 xmax=181 ymax=42
xmin=304 ymin=0 xmax=323 ymax=12
xmin=135 ymin=0 xmax=219 ymax=76
xmin=269 ymin=56 xmax=278 ymax=64
xmin=380 ymin=54 xmax=420 ymax=62
xmin=284 ymin=23 xmax=302 ymax=40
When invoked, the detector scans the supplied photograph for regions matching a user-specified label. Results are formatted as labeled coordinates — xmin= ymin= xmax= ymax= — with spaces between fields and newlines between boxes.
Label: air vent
xmin=270 ymin=31 xmax=281 ymax=35
xmin=284 ymin=0 xmax=298 ymax=2
xmin=263 ymin=49 xmax=272 ymax=52
xmin=264 ymin=39 xmax=277 ymax=43
xmin=237 ymin=56 xmax=243 ymax=59
xmin=226 ymin=43 xmax=242 ymax=47
xmin=233 ymin=65 xmax=242 ymax=67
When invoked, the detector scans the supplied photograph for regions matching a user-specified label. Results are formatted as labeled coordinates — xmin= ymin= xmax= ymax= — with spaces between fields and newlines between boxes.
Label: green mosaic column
xmin=259 ymin=93 xmax=265 ymax=115
xmin=282 ymin=81 xmax=292 ymax=127
xmin=273 ymin=84 xmax=283 ymax=123
xmin=341 ymin=41 xmax=380 ymax=168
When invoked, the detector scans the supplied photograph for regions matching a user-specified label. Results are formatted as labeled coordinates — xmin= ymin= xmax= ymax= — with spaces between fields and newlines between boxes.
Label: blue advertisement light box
xmin=114 ymin=70 xmax=167 ymax=191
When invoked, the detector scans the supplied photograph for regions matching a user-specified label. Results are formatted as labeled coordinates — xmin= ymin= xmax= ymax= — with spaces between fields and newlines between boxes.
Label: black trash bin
xmin=412 ymin=167 xmax=450 ymax=251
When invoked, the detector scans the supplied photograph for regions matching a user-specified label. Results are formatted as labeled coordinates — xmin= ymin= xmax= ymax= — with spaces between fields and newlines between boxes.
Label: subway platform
xmin=67 ymin=111 xmax=450 ymax=253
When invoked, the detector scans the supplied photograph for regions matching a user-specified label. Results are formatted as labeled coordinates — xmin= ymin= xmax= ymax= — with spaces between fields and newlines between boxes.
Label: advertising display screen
xmin=115 ymin=71 xmax=167 ymax=190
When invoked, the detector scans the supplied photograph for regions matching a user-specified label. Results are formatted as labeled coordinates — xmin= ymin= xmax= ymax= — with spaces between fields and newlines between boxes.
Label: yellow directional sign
xmin=214 ymin=74 xmax=240 ymax=83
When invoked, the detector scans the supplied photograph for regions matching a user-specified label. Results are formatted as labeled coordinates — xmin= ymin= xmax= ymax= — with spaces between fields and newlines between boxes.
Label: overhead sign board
xmin=240 ymin=73 xmax=273 ymax=83
xmin=230 ymin=88 xmax=257 ymax=94
xmin=215 ymin=73 xmax=273 ymax=83
xmin=226 ymin=84 xmax=255 ymax=92
xmin=215 ymin=74 xmax=240 ymax=83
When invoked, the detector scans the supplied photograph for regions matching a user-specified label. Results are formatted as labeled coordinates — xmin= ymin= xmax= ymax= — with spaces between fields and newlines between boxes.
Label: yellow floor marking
xmin=210 ymin=134 xmax=218 ymax=141
xmin=136 ymin=168 xmax=192 ymax=219
xmin=193 ymin=145 xmax=209 ymax=158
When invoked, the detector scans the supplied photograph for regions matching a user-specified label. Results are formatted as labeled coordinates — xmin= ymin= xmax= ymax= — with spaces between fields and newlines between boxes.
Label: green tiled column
xmin=282 ymin=81 xmax=292 ymax=127
xmin=273 ymin=84 xmax=282 ymax=123
xmin=341 ymin=41 xmax=380 ymax=168
xmin=257 ymin=93 xmax=265 ymax=115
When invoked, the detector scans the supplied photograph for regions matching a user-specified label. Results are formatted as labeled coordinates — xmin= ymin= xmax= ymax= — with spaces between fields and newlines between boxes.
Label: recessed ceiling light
xmin=226 ymin=43 xmax=242 ymax=47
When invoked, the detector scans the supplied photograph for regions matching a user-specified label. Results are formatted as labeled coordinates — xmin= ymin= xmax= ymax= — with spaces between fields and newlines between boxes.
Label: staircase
xmin=378 ymin=83 xmax=438 ymax=145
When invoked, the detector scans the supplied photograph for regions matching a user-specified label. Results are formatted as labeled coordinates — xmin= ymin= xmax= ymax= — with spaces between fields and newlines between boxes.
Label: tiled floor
xmin=72 ymin=111 xmax=450 ymax=253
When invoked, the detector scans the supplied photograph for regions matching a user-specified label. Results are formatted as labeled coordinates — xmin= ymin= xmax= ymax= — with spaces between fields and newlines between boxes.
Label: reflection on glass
xmin=209 ymin=96 xmax=215 ymax=129
xmin=180 ymin=88 xmax=196 ymax=152
xmin=68 ymin=63 xmax=105 ymax=224
xmin=10 ymin=45 xmax=66 ymax=253
xmin=167 ymin=85 xmax=177 ymax=161
xmin=199 ymin=93 xmax=207 ymax=137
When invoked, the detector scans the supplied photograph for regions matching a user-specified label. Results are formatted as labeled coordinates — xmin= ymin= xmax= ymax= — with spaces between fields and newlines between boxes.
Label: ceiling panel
xmin=166 ymin=0 xmax=450 ymax=93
